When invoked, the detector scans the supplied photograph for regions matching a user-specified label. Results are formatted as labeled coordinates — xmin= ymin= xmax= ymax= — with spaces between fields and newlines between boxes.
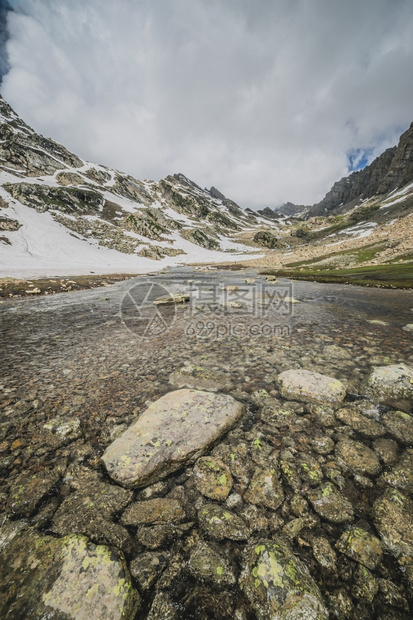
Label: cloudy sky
xmin=1 ymin=0 xmax=413 ymax=209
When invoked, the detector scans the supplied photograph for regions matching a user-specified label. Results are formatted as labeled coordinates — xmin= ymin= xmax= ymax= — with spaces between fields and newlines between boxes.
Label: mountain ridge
xmin=263 ymin=122 xmax=413 ymax=219
xmin=0 ymin=95 xmax=265 ymax=277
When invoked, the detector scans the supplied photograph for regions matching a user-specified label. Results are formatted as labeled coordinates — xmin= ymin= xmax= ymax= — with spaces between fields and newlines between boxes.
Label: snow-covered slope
xmin=0 ymin=96 xmax=263 ymax=277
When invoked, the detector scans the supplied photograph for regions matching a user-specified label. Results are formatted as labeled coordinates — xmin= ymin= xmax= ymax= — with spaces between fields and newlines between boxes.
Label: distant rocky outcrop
xmin=267 ymin=122 xmax=413 ymax=220
xmin=304 ymin=122 xmax=413 ymax=218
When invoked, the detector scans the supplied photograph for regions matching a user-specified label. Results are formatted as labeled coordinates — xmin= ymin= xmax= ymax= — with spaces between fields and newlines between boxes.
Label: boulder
xmin=307 ymin=482 xmax=354 ymax=523
xmin=188 ymin=541 xmax=236 ymax=586
xmin=121 ymin=498 xmax=185 ymax=526
xmin=102 ymin=389 xmax=245 ymax=488
xmin=198 ymin=504 xmax=249 ymax=541
xmin=193 ymin=457 xmax=233 ymax=500
xmin=0 ymin=530 xmax=140 ymax=619
xmin=365 ymin=364 xmax=413 ymax=413
xmin=381 ymin=410 xmax=413 ymax=445
xmin=335 ymin=527 xmax=383 ymax=570
xmin=277 ymin=369 xmax=346 ymax=404
xmin=244 ymin=468 xmax=284 ymax=511
xmin=239 ymin=538 xmax=328 ymax=619
xmin=373 ymin=488 xmax=413 ymax=556
xmin=335 ymin=439 xmax=381 ymax=476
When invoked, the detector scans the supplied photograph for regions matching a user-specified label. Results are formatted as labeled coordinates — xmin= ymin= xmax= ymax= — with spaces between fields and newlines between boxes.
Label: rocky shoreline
xmin=1 ymin=270 xmax=413 ymax=618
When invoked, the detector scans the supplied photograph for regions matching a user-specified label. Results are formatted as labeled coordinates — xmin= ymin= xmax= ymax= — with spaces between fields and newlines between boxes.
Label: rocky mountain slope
xmin=265 ymin=122 xmax=413 ymax=219
xmin=0 ymin=96 xmax=265 ymax=277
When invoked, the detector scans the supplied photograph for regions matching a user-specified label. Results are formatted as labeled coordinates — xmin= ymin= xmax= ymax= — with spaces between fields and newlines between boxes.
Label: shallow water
xmin=1 ymin=267 xmax=413 ymax=619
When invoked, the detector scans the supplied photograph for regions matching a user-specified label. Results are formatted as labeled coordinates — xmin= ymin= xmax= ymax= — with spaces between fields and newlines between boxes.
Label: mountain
xmin=268 ymin=122 xmax=413 ymax=219
xmin=0 ymin=96 xmax=264 ymax=278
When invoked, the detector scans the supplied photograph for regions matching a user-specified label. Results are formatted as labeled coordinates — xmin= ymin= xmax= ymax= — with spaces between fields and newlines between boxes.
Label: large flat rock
xmin=278 ymin=369 xmax=346 ymax=404
xmin=0 ymin=530 xmax=140 ymax=620
xmin=102 ymin=389 xmax=245 ymax=488
xmin=366 ymin=364 xmax=413 ymax=413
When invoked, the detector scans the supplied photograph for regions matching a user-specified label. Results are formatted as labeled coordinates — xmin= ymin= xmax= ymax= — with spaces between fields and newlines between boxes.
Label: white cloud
xmin=2 ymin=0 xmax=413 ymax=208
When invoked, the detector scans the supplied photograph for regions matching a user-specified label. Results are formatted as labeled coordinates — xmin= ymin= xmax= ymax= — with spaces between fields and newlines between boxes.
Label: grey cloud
xmin=1 ymin=0 xmax=413 ymax=208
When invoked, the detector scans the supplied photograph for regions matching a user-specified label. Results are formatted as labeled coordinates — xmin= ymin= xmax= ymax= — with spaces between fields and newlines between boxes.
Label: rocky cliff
xmin=269 ymin=122 xmax=413 ymax=219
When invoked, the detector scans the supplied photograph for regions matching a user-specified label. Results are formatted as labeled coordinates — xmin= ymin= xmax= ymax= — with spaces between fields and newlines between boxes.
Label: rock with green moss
xmin=239 ymin=538 xmax=328 ymax=620
xmin=188 ymin=541 xmax=236 ymax=586
xmin=297 ymin=454 xmax=324 ymax=487
xmin=41 ymin=416 xmax=82 ymax=447
xmin=102 ymin=389 xmax=245 ymax=488
xmin=0 ymin=530 xmax=140 ymax=619
xmin=8 ymin=469 xmax=60 ymax=517
xmin=311 ymin=435 xmax=335 ymax=455
xmin=365 ymin=364 xmax=413 ymax=413
xmin=380 ymin=448 xmax=413 ymax=495
xmin=51 ymin=468 xmax=132 ymax=550
xmin=336 ymin=527 xmax=383 ymax=569
xmin=335 ymin=439 xmax=381 ymax=476
xmin=351 ymin=565 xmax=379 ymax=603
xmin=381 ymin=410 xmax=413 ymax=445
xmin=312 ymin=536 xmax=337 ymax=571
xmin=335 ymin=407 xmax=385 ymax=438
xmin=193 ymin=457 xmax=233 ymax=500
xmin=244 ymin=468 xmax=284 ymax=511
xmin=277 ymin=369 xmax=346 ymax=405
xmin=129 ymin=551 xmax=168 ymax=592
xmin=373 ymin=488 xmax=413 ymax=556
xmin=198 ymin=504 xmax=249 ymax=541
xmin=121 ymin=498 xmax=185 ymax=526
xmin=307 ymin=482 xmax=354 ymax=523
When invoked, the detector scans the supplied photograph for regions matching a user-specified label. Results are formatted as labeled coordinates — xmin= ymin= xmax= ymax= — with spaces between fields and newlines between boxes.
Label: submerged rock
xmin=0 ymin=530 xmax=140 ymax=619
xmin=193 ymin=457 xmax=233 ymax=500
xmin=51 ymin=469 xmax=132 ymax=549
xmin=336 ymin=527 xmax=383 ymax=570
xmin=365 ymin=364 xmax=413 ymax=413
xmin=121 ymin=498 xmax=185 ymax=526
xmin=277 ymin=369 xmax=346 ymax=404
xmin=312 ymin=536 xmax=337 ymax=571
xmin=307 ymin=482 xmax=354 ymax=523
xmin=335 ymin=407 xmax=385 ymax=438
xmin=381 ymin=410 xmax=413 ymax=445
xmin=380 ymin=448 xmax=413 ymax=495
xmin=239 ymin=538 xmax=328 ymax=620
xmin=244 ymin=468 xmax=284 ymax=511
xmin=102 ymin=389 xmax=245 ymax=488
xmin=335 ymin=439 xmax=381 ymax=476
xmin=198 ymin=504 xmax=249 ymax=541
xmin=373 ymin=488 xmax=413 ymax=556
xmin=129 ymin=551 xmax=168 ymax=592
xmin=8 ymin=469 xmax=60 ymax=517
xmin=169 ymin=364 xmax=233 ymax=391
xmin=188 ymin=541 xmax=236 ymax=586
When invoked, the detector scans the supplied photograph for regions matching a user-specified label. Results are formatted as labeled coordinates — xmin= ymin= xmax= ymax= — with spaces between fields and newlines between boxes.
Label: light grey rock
xmin=365 ymin=364 xmax=413 ymax=413
xmin=278 ymin=369 xmax=346 ymax=404
xmin=102 ymin=389 xmax=245 ymax=488
xmin=0 ymin=530 xmax=140 ymax=619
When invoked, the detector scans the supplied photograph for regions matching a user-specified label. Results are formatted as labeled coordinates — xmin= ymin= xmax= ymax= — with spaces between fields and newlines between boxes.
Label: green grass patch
xmin=285 ymin=241 xmax=388 ymax=270
xmin=260 ymin=261 xmax=413 ymax=289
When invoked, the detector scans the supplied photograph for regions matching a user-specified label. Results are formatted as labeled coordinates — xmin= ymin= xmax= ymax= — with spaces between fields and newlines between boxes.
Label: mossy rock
xmin=239 ymin=538 xmax=328 ymax=619
xmin=0 ymin=530 xmax=140 ymax=619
